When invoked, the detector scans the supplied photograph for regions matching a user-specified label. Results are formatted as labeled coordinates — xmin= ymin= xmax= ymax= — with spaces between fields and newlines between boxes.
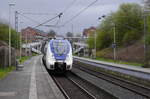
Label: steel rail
xmin=51 ymin=74 xmax=96 ymax=99
xmin=51 ymin=76 xmax=70 ymax=99
xmin=67 ymin=76 xmax=97 ymax=99
xmin=73 ymin=58 xmax=150 ymax=75
xmin=73 ymin=63 xmax=150 ymax=98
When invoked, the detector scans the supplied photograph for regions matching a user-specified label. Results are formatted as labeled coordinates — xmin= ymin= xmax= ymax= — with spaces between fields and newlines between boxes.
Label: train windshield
xmin=52 ymin=40 xmax=70 ymax=55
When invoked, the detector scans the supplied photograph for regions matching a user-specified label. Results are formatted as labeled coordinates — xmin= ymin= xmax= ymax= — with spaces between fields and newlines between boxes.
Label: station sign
xmin=112 ymin=43 xmax=116 ymax=48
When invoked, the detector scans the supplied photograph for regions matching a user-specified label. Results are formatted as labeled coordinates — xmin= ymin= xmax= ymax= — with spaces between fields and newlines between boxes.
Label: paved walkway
xmin=0 ymin=56 xmax=65 ymax=99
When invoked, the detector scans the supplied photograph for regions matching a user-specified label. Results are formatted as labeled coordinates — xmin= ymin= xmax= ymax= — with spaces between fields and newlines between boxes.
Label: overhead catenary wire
xmin=54 ymin=18 xmax=61 ymax=26
xmin=18 ymin=12 xmax=61 ymax=28
xmin=18 ymin=12 xmax=41 ymax=24
xmin=18 ymin=0 xmax=97 ymax=30
xmin=61 ymin=0 xmax=98 ymax=26
xmin=62 ymin=0 xmax=77 ymax=14
xmin=41 ymin=24 xmax=60 ymax=28
xmin=33 ymin=13 xmax=63 ymax=28
xmin=47 ymin=0 xmax=77 ymax=27
xmin=32 ymin=0 xmax=77 ymax=28
xmin=54 ymin=12 xmax=63 ymax=26
xmin=22 ymin=12 xmax=57 ymax=16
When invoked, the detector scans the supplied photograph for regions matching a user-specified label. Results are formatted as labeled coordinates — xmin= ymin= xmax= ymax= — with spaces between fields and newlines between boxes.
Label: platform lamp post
xmin=143 ymin=4 xmax=150 ymax=68
xmin=8 ymin=3 xmax=15 ymax=66
xmin=94 ymin=30 xmax=97 ymax=59
xmin=19 ymin=22 xmax=24 ymax=60
xmin=142 ymin=0 xmax=150 ymax=67
xmin=112 ymin=23 xmax=116 ymax=60
xmin=26 ymin=30 xmax=28 ymax=56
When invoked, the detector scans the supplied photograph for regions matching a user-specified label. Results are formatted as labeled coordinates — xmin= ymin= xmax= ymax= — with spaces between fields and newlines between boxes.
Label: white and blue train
xmin=43 ymin=38 xmax=73 ymax=72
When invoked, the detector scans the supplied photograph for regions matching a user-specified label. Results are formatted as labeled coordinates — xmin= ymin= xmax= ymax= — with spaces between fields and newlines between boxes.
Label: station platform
xmin=74 ymin=56 xmax=150 ymax=80
xmin=0 ymin=56 xmax=65 ymax=99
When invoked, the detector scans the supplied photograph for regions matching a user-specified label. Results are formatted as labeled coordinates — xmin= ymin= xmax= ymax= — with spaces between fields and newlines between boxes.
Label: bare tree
xmin=47 ymin=30 xmax=56 ymax=37
xmin=66 ymin=32 xmax=73 ymax=37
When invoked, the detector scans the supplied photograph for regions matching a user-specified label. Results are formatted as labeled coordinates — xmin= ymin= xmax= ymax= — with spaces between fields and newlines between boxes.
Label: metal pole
xmin=20 ymin=22 xmax=23 ymax=60
xmin=144 ymin=14 xmax=146 ymax=64
xmin=8 ymin=5 xmax=12 ymax=67
xmin=20 ymin=31 xmax=22 ymax=59
xmin=26 ymin=32 xmax=27 ymax=56
xmin=9 ymin=4 xmax=11 ymax=66
xmin=8 ymin=3 xmax=15 ymax=66
xmin=113 ymin=23 xmax=116 ymax=60
xmin=15 ymin=11 xmax=18 ymax=49
xmin=143 ymin=13 xmax=149 ymax=67
xmin=71 ymin=24 xmax=73 ymax=43
xmin=72 ymin=24 xmax=73 ymax=34
xmin=94 ymin=31 xmax=96 ymax=58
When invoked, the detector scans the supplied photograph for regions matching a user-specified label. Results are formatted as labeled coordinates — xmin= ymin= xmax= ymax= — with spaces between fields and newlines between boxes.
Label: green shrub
xmin=0 ymin=23 xmax=19 ymax=48
xmin=87 ymin=34 xmax=94 ymax=49
xmin=146 ymin=34 xmax=150 ymax=45
xmin=0 ymin=66 xmax=15 ymax=79
xmin=87 ymin=3 xmax=143 ymax=50
xmin=123 ymin=30 xmax=141 ymax=46
xmin=96 ymin=30 xmax=112 ymax=50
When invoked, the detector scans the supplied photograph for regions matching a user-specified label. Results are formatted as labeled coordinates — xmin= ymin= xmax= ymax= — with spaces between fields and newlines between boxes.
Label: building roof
xmin=83 ymin=26 xmax=96 ymax=37
xmin=22 ymin=27 xmax=48 ymax=37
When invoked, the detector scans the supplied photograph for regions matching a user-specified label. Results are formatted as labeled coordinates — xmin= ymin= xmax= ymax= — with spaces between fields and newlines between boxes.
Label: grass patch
xmin=19 ymin=56 xmax=32 ymax=63
xmin=17 ymin=53 xmax=39 ymax=64
xmin=0 ymin=66 xmax=15 ymax=80
xmin=19 ymin=53 xmax=39 ymax=64
xmin=32 ymin=53 xmax=39 ymax=56
xmin=96 ymin=48 xmax=112 ymax=57
xmin=75 ymin=54 xmax=142 ymax=67
xmin=95 ymin=57 xmax=143 ymax=67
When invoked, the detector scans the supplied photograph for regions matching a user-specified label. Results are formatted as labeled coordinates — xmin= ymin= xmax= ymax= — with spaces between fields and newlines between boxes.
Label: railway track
xmin=43 ymin=56 xmax=115 ymax=99
xmin=73 ymin=63 xmax=150 ymax=99
xmin=51 ymin=73 xmax=96 ymax=99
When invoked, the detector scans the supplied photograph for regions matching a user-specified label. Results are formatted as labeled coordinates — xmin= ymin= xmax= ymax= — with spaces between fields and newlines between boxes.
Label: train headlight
xmin=51 ymin=54 xmax=55 ymax=60
xmin=48 ymin=54 xmax=55 ymax=60
xmin=51 ymin=54 xmax=54 ymax=58
xmin=66 ymin=54 xmax=72 ymax=62
xmin=66 ymin=55 xmax=69 ymax=60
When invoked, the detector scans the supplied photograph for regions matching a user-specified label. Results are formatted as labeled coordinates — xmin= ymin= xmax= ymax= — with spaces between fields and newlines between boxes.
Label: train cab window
xmin=51 ymin=40 xmax=70 ymax=55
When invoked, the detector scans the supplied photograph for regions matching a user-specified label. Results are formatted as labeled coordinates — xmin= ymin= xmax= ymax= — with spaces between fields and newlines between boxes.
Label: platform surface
xmin=74 ymin=56 xmax=150 ymax=80
xmin=0 ymin=56 xmax=65 ymax=99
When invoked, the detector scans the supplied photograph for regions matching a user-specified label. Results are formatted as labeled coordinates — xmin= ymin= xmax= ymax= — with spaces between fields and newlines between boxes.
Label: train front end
xmin=46 ymin=39 xmax=73 ymax=72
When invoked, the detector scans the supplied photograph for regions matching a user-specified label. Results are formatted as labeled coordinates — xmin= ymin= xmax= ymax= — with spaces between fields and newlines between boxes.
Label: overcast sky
xmin=0 ymin=0 xmax=142 ymax=36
